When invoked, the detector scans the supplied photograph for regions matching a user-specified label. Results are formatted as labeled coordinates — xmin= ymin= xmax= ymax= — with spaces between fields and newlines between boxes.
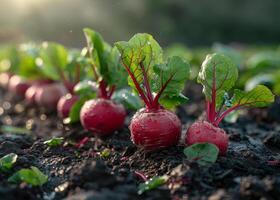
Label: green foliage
xmin=198 ymin=53 xmax=238 ymax=109
xmin=138 ymin=176 xmax=168 ymax=195
xmin=44 ymin=137 xmax=64 ymax=147
xmin=8 ymin=166 xmax=48 ymax=186
xmin=112 ymin=88 xmax=143 ymax=110
xmin=83 ymin=28 xmax=127 ymax=88
xmin=0 ymin=153 xmax=18 ymax=172
xmin=0 ymin=125 xmax=32 ymax=134
xmin=183 ymin=143 xmax=219 ymax=166
xmin=116 ymin=33 xmax=190 ymax=109
xmin=232 ymin=85 xmax=275 ymax=108
xmin=39 ymin=42 xmax=68 ymax=80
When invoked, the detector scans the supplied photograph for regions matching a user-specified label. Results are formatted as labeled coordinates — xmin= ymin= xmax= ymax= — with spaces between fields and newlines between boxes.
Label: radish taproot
xmin=57 ymin=94 xmax=79 ymax=118
xmin=79 ymin=28 xmax=128 ymax=135
xmin=186 ymin=53 xmax=275 ymax=155
xmin=115 ymin=33 xmax=190 ymax=150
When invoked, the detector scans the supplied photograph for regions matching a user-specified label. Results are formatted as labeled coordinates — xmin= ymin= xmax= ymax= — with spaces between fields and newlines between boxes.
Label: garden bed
xmin=1 ymin=84 xmax=280 ymax=200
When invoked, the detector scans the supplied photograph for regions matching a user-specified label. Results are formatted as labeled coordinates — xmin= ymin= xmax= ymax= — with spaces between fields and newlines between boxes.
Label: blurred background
xmin=1 ymin=0 xmax=280 ymax=48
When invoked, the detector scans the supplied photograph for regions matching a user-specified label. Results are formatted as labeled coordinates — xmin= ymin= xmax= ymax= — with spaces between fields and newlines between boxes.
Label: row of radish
xmin=0 ymin=29 xmax=275 ymax=155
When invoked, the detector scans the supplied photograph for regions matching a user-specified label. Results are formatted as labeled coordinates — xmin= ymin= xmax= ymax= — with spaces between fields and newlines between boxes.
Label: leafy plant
xmin=0 ymin=153 xmax=18 ymax=172
xmin=8 ymin=166 xmax=48 ymax=186
xmin=185 ymin=53 xmax=274 ymax=155
xmin=115 ymin=33 xmax=190 ymax=150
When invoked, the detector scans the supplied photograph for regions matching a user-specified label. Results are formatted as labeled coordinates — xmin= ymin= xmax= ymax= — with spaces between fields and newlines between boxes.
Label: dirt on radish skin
xmin=130 ymin=108 xmax=181 ymax=150
xmin=35 ymin=83 xmax=67 ymax=110
xmin=80 ymin=98 xmax=126 ymax=136
xmin=186 ymin=121 xmax=229 ymax=155
xmin=57 ymin=94 xmax=79 ymax=118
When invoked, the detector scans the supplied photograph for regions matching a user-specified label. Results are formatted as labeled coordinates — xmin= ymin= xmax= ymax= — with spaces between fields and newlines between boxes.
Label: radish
xmin=8 ymin=75 xmax=31 ymax=98
xmin=25 ymin=79 xmax=53 ymax=105
xmin=116 ymin=33 xmax=190 ymax=150
xmin=57 ymin=94 xmax=79 ymax=118
xmin=79 ymin=28 xmax=128 ymax=135
xmin=80 ymin=99 xmax=126 ymax=136
xmin=35 ymin=83 xmax=67 ymax=110
xmin=186 ymin=53 xmax=274 ymax=155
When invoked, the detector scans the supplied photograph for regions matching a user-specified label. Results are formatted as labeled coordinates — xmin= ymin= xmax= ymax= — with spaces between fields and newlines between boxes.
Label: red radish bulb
xmin=57 ymin=94 xmax=79 ymax=118
xmin=186 ymin=121 xmax=228 ymax=155
xmin=0 ymin=72 xmax=13 ymax=89
xmin=35 ymin=83 xmax=67 ymax=110
xmin=25 ymin=79 xmax=53 ymax=104
xmin=130 ymin=108 xmax=181 ymax=150
xmin=80 ymin=98 xmax=126 ymax=136
xmin=8 ymin=75 xmax=31 ymax=97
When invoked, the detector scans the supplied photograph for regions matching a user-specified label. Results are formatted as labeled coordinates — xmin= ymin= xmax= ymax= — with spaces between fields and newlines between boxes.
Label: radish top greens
xmin=115 ymin=33 xmax=190 ymax=109
xmin=198 ymin=53 xmax=274 ymax=126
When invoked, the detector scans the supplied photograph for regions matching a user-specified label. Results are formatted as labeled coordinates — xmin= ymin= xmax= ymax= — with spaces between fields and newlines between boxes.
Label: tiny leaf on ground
xmin=0 ymin=125 xmax=32 ymax=134
xmin=44 ymin=137 xmax=64 ymax=147
xmin=138 ymin=175 xmax=168 ymax=195
xmin=183 ymin=143 xmax=219 ymax=166
xmin=8 ymin=166 xmax=48 ymax=186
xmin=0 ymin=153 xmax=18 ymax=172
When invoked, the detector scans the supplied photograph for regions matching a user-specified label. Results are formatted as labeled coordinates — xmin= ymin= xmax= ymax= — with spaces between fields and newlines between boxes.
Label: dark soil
xmin=1 ymin=84 xmax=280 ymax=200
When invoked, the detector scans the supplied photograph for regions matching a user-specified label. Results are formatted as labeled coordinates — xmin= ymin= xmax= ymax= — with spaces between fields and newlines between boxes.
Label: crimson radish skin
xmin=8 ymin=75 xmax=31 ymax=97
xmin=35 ymin=83 xmax=67 ymax=110
xmin=186 ymin=121 xmax=228 ymax=155
xmin=25 ymin=79 xmax=53 ymax=104
xmin=130 ymin=109 xmax=181 ymax=150
xmin=57 ymin=94 xmax=79 ymax=118
xmin=80 ymin=99 xmax=126 ymax=136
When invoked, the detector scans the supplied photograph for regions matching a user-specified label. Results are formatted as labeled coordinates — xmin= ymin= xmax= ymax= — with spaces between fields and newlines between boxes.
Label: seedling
xmin=0 ymin=153 xmax=18 ymax=172
xmin=116 ymin=33 xmax=190 ymax=150
xmin=79 ymin=28 xmax=128 ymax=136
xmin=185 ymin=53 xmax=274 ymax=155
xmin=44 ymin=137 xmax=64 ymax=147
xmin=138 ymin=175 xmax=168 ymax=195
xmin=8 ymin=166 xmax=48 ymax=186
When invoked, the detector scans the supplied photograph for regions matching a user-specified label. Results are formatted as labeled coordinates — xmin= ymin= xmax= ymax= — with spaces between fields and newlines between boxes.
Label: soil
xmin=1 ymin=83 xmax=280 ymax=200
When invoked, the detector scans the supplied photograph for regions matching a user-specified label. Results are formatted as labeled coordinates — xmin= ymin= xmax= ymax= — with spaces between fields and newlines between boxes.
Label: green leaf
xmin=105 ymin=46 xmax=128 ymax=87
xmin=152 ymin=56 xmax=190 ymax=107
xmin=43 ymin=137 xmax=64 ymax=147
xmin=39 ymin=42 xmax=68 ymax=80
xmin=74 ymin=80 xmax=97 ymax=96
xmin=224 ymin=110 xmax=240 ymax=123
xmin=138 ymin=176 xmax=168 ymax=195
xmin=231 ymin=85 xmax=274 ymax=108
xmin=159 ymin=93 xmax=189 ymax=109
xmin=112 ymin=88 xmax=143 ymax=110
xmin=0 ymin=125 xmax=32 ymax=134
xmin=100 ymin=148 xmax=111 ymax=158
xmin=0 ymin=153 xmax=18 ymax=171
xmin=8 ymin=166 xmax=48 ymax=186
xmin=183 ymin=143 xmax=219 ymax=166
xmin=198 ymin=53 xmax=238 ymax=108
xmin=115 ymin=33 xmax=163 ymax=92
xmin=66 ymin=95 xmax=95 ymax=124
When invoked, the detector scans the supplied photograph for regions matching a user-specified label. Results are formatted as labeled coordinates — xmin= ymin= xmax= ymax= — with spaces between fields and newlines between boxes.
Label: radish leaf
xmin=0 ymin=153 xmax=18 ymax=172
xmin=184 ymin=143 xmax=219 ymax=166
xmin=198 ymin=53 xmax=238 ymax=108
xmin=231 ymin=85 xmax=274 ymax=107
xmin=8 ymin=166 xmax=48 ymax=186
